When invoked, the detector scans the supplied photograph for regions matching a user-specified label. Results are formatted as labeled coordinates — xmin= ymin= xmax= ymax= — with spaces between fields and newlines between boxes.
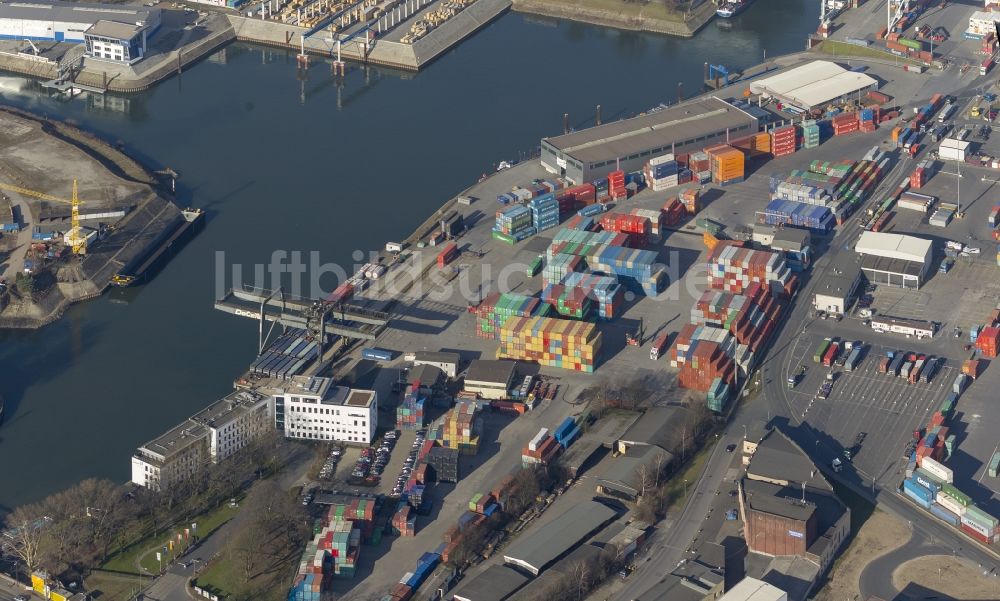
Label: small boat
xmin=716 ymin=0 xmax=754 ymax=18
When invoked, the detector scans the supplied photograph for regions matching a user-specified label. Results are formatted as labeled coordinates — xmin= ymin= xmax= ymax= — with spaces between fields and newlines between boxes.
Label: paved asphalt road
xmin=0 ymin=577 xmax=28 ymax=601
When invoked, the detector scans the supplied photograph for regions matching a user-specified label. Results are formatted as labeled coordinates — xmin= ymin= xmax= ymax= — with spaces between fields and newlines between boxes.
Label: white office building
xmin=131 ymin=390 xmax=270 ymax=492
xmin=269 ymin=376 xmax=377 ymax=445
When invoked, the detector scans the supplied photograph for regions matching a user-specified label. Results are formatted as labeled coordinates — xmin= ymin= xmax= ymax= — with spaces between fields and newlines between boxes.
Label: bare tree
xmin=635 ymin=463 xmax=653 ymax=498
xmin=652 ymin=450 xmax=670 ymax=488
xmin=4 ymin=505 xmax=48 ymax=578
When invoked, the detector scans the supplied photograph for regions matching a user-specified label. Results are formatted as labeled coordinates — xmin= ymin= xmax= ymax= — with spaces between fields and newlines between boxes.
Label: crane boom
xmin=0 ymin=180 xmax=88 ymax=254
xmin=0 ymin=182 xmax=76 ymax=204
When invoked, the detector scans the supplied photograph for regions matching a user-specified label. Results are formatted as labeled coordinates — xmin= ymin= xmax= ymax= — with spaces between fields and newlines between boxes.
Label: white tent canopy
xmin=856 ymin=231 xmax=932 ymax=263
xmin=750 ymin=61 xmax=879 ymax=110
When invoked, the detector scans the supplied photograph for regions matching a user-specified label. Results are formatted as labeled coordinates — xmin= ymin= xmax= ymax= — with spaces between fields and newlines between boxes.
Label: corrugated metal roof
xmin=543 ymin=97 xmax=757 ymax=165
xmin=465 ymin=359 xmax=517 ymax=385
xmin=750 ymin=60 xmax=878 ymax=109
xmin=855 ymin=231 xmax=932 ymax=263
xmin=85 ymin=19 xmax=140 ymax=39
xmin=502 ymin=501 xmax=617 ymax=574
xmin=451 ymin=565 xmax=529 ymax=601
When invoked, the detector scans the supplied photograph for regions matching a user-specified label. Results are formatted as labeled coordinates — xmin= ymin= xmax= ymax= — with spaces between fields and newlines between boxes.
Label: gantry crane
xmin=0 ymin=179 xmax=88 ymax=254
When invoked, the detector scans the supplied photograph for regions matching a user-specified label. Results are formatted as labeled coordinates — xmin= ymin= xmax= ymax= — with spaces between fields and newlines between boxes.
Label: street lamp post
xmin=684 ymin=478 xmax=689 ymax=500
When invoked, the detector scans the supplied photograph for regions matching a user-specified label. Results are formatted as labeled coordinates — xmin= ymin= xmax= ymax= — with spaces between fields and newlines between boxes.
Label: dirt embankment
xmin=814 ymin=510 xmax=910 ymax=601
xmin=511 ymin=0 xmax=716 ymax=37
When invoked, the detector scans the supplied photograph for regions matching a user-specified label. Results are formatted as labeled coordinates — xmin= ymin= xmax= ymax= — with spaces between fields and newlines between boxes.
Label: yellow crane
xmin=0 ymin=179 xmax=88 ymax=254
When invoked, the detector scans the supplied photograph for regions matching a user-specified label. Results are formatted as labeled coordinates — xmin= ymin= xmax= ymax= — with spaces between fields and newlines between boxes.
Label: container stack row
xmin=542 ymin=281 xmax=592 ymax=319
xmin=679 ymin=187 xmax=701 ymax=214
xmin=494 ymin=205 xmax=536 ymax=243
xmin=801 ymin=119 xmax=820 ymax=149
xmin=392 ymin=501 xmax=416 ymax=537
xmin=707 ymin=242 xmax=794 ymax=296
xmin=898 ymin=191 xmax=934 ymax=213
xmin=663 ymin=198 xmax=686 ymax=226
xmin=988 ymin=204 xmax=1000 ymax=228
xmin=553 ymin=415 xmax=582 ymax=448
xmin=761 ymin=199 xmax=835 ymax=231
xmin=706 ymin=145 xmax=745 ymax=186
xmin=558 ymin=272 xmax=623 ymax=320
xmin=599 ymin=212 xmax=652 ymax=246
xmin=529 ymin=193 xmax=560 ymax=233
xmin=688 ymin=151 xmax=711 ymax=184
xmin=428 ymin=399 xmax=481 ymax=454
xmin=397 ymin=383 xmax=426 ymax=430
xmin=250 ymin=329 xmax=319 ymax=380
xmin=645 ymin=154 xmax=680 ymax=191
xmin=668 ymin=324 xmax=737 ymax=399
xmin=832 ymin=112 xmax=859 ymax=136
xmin=474 ymin=292 xmax=550 ymax=339
xmin=543 ymin=252 xmax=585 ymax=284
xmin=497 ymin=315 xmax=602 ymax=372
xmin=770 ymin=125 xmax=796 ymax=158
xmin=630 ymin=208 xmax=664 ymax=241
xmin=563 ymin=214 xmax=598 ymax=231
xmin=522 ymin=426 xmax=563 ymax=465
xmin=556 ymin=183 xmax=598 ymax=211
xmin=692 ymin=282 xmax=781 ymax=355
xmin=496 ymin=178 xmax=569 ymax=205
xmin=608 ymin=170 xmax=627 ymax=200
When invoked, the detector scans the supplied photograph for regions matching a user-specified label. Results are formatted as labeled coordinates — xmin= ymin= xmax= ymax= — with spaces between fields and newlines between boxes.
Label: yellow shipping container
xmin=32 ymin=572 xmax=48 ymax=595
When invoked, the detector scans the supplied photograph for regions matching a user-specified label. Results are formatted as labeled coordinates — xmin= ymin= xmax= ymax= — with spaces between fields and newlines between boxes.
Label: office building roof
xmin=743 ymin=479 xmax=817 ymax=522
xmin=142 ymin=420 xmax=206 ymax=460
xmin=860 ymin=254 xmax=924 ymax=277
xmin=814 ymin=252 xmax=862 ymax=299
xmin=750 ymin=60 xmax=877 ymax=109
xmin=719 ymin=576 xmax=787 ymax=601
xmin=0 ymin=0 xmax=159 ymax=26
xmin=503 ymin=500 xmax=618 ymax=574
xmin=771 ymin=227 xmax=811 ymax=252
xmin=543 ymin=97 xmax=757 ymax=164
xmin=466 ymin=359 xmax=517 ymax=385
xmin=451 ymin=564 xmax=529 ymax=601
xmin=190 ymin=390 xmax=266 ymax=430
xmin=856 ymin=231 xmax=932 ymax=263
xmin=85 ymin=19 xmax=142 ymax=39
xmin=345 ymin=389 xmax=375 ymax=407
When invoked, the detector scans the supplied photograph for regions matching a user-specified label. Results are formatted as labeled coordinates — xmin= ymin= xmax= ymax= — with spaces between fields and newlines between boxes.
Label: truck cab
xmin=831 ymin=457 xmax=843 ymax=472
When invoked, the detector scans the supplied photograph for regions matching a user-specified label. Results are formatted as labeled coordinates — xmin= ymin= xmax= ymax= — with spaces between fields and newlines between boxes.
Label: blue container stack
xmin=494 ymin=205 xmax=536 ymax=241
xmin=588 ymin=246 xmax=664 ymax=297
xmin=561 ymin=272 xmax=623 ymax=320
xmin=553 ymin=416 xmax=581 ymax=448
xmin=903 ymin=476 xmax=935 ymax=507
xmin=645 ymin=154 xmax=680 ymax=192
xmin=530 ymin=193 xmax=561 ymax=233
xmin=578 ymin=204 xmax=605 ymax=218
xmin=761 ymin=199 xmax=835 ymax=231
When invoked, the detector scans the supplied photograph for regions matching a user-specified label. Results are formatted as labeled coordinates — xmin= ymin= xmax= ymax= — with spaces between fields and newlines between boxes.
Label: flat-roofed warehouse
xmin=503 ymin=500 xmax=618 ymax=575
xmin=0 ymin=1 xmax=160 ymax=43
xmin=855 ymin=231 xmax=933 ymax=289
xmin=540 ymin=97 xmax=758 ymax=184
xmin=749 ymin=60 xmax=878 ymax=111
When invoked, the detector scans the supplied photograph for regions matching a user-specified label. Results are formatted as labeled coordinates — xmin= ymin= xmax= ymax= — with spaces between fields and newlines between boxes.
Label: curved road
xmin=858 ymin=528 xmax=947 ymax=601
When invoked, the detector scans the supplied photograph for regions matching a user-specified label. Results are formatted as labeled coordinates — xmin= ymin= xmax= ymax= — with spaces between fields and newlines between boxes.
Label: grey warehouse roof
xmin=415 ymin=350 xmax=460 ymax=364
xmin=466 ymin=359 xmax=517 ymax=385
xmin=619 ymin=406 xmax=686 ymax=449
xmin=451 ymin=564 xmax=529 ymax=601
xmin=597 ymin=445 xmax=673 ymax=498
xmin=543 ymin=97 xmax=757 ymax=164
xmin=747 ymin=429 xmax=832 ymax=492
xmin=503 ymin=500 xmax=617 ymax=575
xmin=0 ymin=1 xmax=159 ymax=26
xmin=861 ymin=254 xmax=924 ymax=278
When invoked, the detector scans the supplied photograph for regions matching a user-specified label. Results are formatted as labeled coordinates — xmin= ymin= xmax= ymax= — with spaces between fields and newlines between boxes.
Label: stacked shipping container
xmin=770 ymin=125 xmax=796 ymax=158
xmin=707 ymin=243 xmax=794 ymax=296
xmin=645 ymin=154 xmax=680 ymax=191
xmin=529 ymin=194 xmax=560 ymax=233
xmin=707 ymin=145 xmax=745 ymax=185
xmin=428 ymin=399 xmax=480 ymax=454
xmin=497 ymin=315 xmax=602 ymax=372
xmin=397 ymin=383 xmax=426 ymax=430
xmin=474 ymin=292 xmax=550 ymax=339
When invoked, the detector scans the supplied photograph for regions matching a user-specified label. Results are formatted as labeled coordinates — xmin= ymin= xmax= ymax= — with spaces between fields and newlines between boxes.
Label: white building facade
xmin=270 ymin=376 xmax=377 ymax=444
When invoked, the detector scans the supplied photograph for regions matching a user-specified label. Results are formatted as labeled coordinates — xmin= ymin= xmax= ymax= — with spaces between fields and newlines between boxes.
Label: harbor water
xmin=0 ymin=0 xmax=818 ymax=511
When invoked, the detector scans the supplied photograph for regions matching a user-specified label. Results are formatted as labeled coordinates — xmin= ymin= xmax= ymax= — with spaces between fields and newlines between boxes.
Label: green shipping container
xmin=941 ymin=483 xmax=972 ymax=507
xmin=528 ymin=255 xmax=543 ymax=276
xmin=898 ymin=37 xmax=922 ymax=51
xmin=989 ymin=452 xmax=1000 ymax=478
xmin=814 ymin=339 xmax=832 ymax=363
xmin=492 ymin=230 xmax=516 ymax=245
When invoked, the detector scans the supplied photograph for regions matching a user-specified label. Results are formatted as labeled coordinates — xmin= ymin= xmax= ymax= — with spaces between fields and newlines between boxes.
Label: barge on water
xmin=112 ymin=208 xmax=204 ymax=287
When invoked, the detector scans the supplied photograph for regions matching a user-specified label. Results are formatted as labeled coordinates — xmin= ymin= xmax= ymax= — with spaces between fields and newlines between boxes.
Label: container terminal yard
xmin=13 ymin=0 xmax=1000 ymax=599
xmin=144 ymin=41 xmax=1000 ymax=601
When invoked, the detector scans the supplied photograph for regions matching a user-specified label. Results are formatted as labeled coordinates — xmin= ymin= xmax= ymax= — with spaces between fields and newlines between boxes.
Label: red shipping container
xmin=437 ymin=243 xmax=458 ymax=268
xmin=962 ymin=522 xmax=991 ymax=545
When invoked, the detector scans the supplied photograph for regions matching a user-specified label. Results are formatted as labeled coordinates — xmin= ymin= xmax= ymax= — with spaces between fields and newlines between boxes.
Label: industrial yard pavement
xmin=892 ymin=555 xmax=1000 ymax=599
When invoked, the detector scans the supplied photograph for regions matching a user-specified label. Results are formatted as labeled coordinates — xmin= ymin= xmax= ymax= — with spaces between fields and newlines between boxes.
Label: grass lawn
xmin=661 ymin=442 xmax=714 ymax=512
xmin=817 ymin=40 xmax=921 ymax=65
xmin=102 ymin=501 xmax=241 ymax=575
xmin=195 ymin=551 xmax=289 ymax=601
xmin=86 ymin=570 xmax=145 ymax=601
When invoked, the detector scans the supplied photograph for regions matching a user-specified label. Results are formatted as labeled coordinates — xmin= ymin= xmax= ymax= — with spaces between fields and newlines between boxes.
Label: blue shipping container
xmin=931 ymin=503 xmax=961 ymax=527
xmin=903 ymin=479 xmax=934 ymax=506
xmin=362 ymin=347 xmax=393 ymax=361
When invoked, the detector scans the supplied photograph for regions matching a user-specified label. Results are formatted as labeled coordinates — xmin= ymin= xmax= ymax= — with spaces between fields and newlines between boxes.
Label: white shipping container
xmin=920 ymin=456 xmax=955 ymax=483
xmin=961 ymin=514 xmax=994 ymax=537
xmin=938 ymin=147 xmax=966 ymax=161
xmin=528 ymin=428 xmax=549 ymax=451
xmin=936 ymin=492 xmax=968 ymax=517
xmin=898 ymin=198 xmax=932 ymax=213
